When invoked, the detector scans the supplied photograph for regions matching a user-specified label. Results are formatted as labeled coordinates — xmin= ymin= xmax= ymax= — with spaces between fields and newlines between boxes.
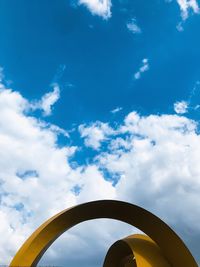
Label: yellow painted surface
xmin=103 ymin=234 xmax=171 ymax=267
xmin=125 ymin=234 xmax=171 ymax=267
xmin=9 ymin=200 xmax=198 ymax=267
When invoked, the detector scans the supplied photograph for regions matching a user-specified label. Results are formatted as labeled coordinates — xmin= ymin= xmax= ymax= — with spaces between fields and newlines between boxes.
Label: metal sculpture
xmin=9 ymin=200 xmax=197 ymax=267
xmin=103 ymin=234 xmax=171 ymax=267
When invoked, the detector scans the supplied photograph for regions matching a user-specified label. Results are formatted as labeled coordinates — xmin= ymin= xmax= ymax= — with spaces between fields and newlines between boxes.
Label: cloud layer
xmin=0 ymin=77 xmax=200 ymax=265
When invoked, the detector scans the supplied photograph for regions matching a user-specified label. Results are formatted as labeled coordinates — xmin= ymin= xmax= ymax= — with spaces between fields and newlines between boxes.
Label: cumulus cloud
xmin=95 ymin=112 xmax=200 ymax=262
xmin=174 ymin=100 xmax=189 ymax=114
xmin=1 ymin=70 xmax=200 ymax=265
xmin=173 ymin=81 xmax=200 ymax=114
xmin=78 ymin=0 xmax=112 ymax=19
xmin=176 ymin=0 xmax=200 ymax=20
xmin=126 ymin=18 xmax=141 ymax=34
xmin=50 ymin=111 xmax=200 ymax=265
xmin=166 ymin=0 xmax=200 ymax=30
xmin=134 ymin=58 xmax=149 ymax=80
xmin=0 ymin=77 xmax=115 ymax=264
xmin=31 ymin=84 xmax=60 ymax=116
xmin=0 ymin=87 xmax=76 ymax=263
xmin=79 ymin=121 xmax=114 ymax=150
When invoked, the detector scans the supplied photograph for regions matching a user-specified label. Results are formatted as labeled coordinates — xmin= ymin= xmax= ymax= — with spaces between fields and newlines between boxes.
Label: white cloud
xmin=176 ymin=0 xmax=200 ymax=20
xmin=1 ymin=70 xmax=200 ymax=265
xmin=78 ymin=0 xmax=112 ymax=19
xmin=173 ymin=81 xmax=200 ymax=114
xmin=174 ymin=100 xmax=189 ymax=114
xmin=79 ymin=121 xmax=114 ymax=150
xmin=134 ymin=58 xmax=149 ymax=80
xmin=95 ymin=112 xmax=200 ymax=262
xmin=126 ymin=18 xmax=141 ymax=34
xmin=166 ymin=0 xmax=200 ymax=30
xmin=31 ymin=84 xmax=60 ymax=116
xmin=77 ymin=111 xmax=200 ymax=263
xmin=0 ymin=77 xmax=115 ymax=264
xmin=0 ymin=87 xmax=78 ymax=263
xmin=111 ymin=107 xmax=123 ymax=114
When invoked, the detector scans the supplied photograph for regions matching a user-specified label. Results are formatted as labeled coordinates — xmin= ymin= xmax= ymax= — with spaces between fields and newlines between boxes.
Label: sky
xmin=0 ymin=0 xmax=200 ymax=266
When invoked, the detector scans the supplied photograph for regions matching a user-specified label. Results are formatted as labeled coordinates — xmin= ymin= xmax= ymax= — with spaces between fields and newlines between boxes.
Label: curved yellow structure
xmin=9 ymin=200 xmax=197 ymax=267
xmin=103 ymin=234 xmax=171 ymax=267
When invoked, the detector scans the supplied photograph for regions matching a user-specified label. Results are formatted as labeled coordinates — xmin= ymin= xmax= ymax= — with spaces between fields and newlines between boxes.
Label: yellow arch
xmin=103 ymin=234 xmax=171 ymax=267
xmin=9 ymin=200 xmax=197 ymax=267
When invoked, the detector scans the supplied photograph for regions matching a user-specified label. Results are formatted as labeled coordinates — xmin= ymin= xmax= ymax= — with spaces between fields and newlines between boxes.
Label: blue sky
xmin=1 ymin=0 xmax=200 ymax=126
xmin=1 ymin=0 xmax=200 ymax=266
